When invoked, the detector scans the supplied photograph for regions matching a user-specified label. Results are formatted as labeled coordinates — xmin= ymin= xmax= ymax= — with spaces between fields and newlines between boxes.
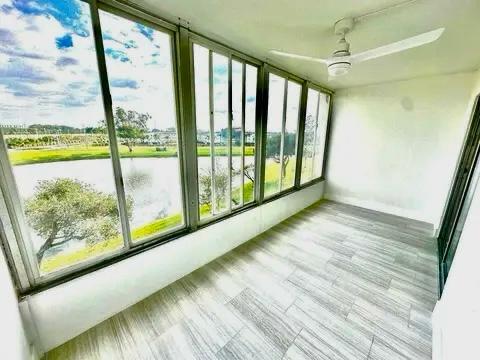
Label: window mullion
xmin=228 ymin=56 xmax=233 ymax=212
xmin=208 ymin=50 xmax=216 ymax=215
xmin=0 ymin=134 xmax=36 ymax=288
xmin=321 ymin=94 xmax=333 ymax=179
xmin=240 ymin=62 xmax=246 ymax=206
xmin=256 ymin=66 xmax=267 ymax=204
xmin=279 ymin=79 xmax=288 ymax=191
xmin=90 ymin=0 xmax=132 ymax=249
xmin=177 ymin=28 xmax=199 ymax=230
xmin=311 ymin=89 xmax=321 ymax=179
xmin=295 ymin=81 xmax=308 ymax=187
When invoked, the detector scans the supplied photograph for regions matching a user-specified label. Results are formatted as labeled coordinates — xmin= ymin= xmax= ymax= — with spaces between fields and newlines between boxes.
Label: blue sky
xmin=0 ymin=0 xmax=257 ymax=133
xmin=0 ymin=0 xmax=176 ymax=130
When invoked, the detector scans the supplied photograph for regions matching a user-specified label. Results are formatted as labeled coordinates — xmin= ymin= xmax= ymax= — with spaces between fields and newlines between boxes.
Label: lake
xmin=13 ymin=156 xmax=253 ymax=252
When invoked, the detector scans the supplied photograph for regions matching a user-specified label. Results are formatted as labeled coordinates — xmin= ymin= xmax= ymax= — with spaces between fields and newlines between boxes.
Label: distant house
xmin=245 ymin=131 xmax=255 ymax=145
xmin=197 ymin=130 xmax=210 ymax=145
xmin=195 ymin=127 xmax=254 ymax=146
xmin=146 ymin=128 xmax=177 ymax=146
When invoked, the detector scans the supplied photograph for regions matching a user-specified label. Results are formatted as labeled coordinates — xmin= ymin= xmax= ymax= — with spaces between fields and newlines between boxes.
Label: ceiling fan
xmin=270 ymin=17 xmax=444 ymax=79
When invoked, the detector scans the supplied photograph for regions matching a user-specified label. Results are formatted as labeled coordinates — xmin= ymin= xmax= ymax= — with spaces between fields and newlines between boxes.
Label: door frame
xmin=438 ymin=95 xmax=480 ymax=295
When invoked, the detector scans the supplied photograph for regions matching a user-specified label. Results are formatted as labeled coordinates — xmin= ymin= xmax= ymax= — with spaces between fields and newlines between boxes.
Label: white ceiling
xmin=134 ymin=0 xmax=480 ymax=90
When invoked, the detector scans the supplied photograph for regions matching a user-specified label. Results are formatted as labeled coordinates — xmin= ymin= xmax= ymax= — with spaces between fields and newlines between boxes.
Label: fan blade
xmin=350 ymin=28 xmax=444 ymax=63
xmin=270 ymin=50 xmax=328 ymax=64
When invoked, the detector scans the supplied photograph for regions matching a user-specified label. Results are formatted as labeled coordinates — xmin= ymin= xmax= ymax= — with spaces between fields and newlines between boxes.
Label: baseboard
xmin=324 ymin=192 xmax=437 ymax=231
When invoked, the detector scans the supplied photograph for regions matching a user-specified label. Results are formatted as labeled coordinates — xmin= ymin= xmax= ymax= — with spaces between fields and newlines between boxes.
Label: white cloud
xmin=267 ymin=74 xmax=286 ymax=132
xmin=0 ymin=1 xmax=180 ymax=131
xmin=100 ymin=10 xmax=177 ymax=131
xmin=0 ymin=0 xmax=105 ymax=127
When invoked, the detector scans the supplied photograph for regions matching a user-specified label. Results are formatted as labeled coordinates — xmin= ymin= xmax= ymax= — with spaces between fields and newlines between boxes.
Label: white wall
xmin=0 ymin=248 xmax=33 ymax=360
xmin=325 ymin=71 xmax=477 ymax=228
xmin=432 ymin=69 xmax=480 ymax=360
xmin=432 ymin=165 xmax=480 ymax=360
xmin=22 ymin=181 xmax=325 ymax=353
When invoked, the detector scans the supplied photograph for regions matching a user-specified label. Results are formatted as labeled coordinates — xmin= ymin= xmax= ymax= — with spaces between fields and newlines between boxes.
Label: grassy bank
xmin=39 ymin=197 xmax=218 ymax=273
xmin=263 ymin=157 xmax=297 ymax=196
xmin=9 ymin=145 xmax=255 ymax=166
xmin=38 ymin=158 xmax=301 ymax=273
xmin=40 ymin=212 xmax=185 ymax=273
xmin=41 ymin=177 xmax=260 ymax=273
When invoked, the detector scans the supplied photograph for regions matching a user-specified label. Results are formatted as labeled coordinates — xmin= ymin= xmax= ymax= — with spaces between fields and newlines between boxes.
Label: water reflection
xmin=123 ymin=166 xmax=152 ymax=190
xmin=13 ymin=156 xmax=253 ymax=252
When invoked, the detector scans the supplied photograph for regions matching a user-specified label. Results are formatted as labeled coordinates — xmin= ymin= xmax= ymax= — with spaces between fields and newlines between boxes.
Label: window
xmin=264 ymin=73 xmax=301 ymax=197
xmin=264 ymin=74 xmax=285 ymax=197
xmin=212 ymin=52 xmax=230 ymax=215
xmin=232 ymin=61 xmax=258 ymax=207
xmin=99 ymin=10 xmax=184 ymax=243
xmin=0 ymin=0 xmax=183 ymax=281
xmin=0 ymin=0 xmax=330 ymax=291
xmin=193 ymin=44 xmax=257 ymax=220
xmin=244 ymin=65 xmax=257 ymax=203
xmin=232 ymin=60 xmax=243 ymax=207
xmin=282 ymin=81 xmax=301 ymax=190
xmin=0 ymin=0 xmax=123 ymax=275
xmin=193 ymin=44 xmax=211 ymax=220
xmin=301 ymin=88 xmax=330 ymax=183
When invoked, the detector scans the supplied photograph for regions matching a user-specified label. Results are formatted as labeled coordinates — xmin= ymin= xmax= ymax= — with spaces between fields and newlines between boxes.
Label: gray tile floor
xmin=47 ymin=200 xmax=438 ymax=360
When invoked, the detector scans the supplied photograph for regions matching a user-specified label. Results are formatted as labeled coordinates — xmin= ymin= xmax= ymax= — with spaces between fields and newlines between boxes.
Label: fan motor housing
xmin=333 ymin=38 xmax=350 ymax=56
xmin=334 ymin=17 xmax=354 ymax=36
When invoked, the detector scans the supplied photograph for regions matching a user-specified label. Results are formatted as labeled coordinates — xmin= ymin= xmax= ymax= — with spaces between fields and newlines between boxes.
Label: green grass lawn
xmin=39 ymin=194 xmax=220 ymax=273
xmin=9 ymin=145 xmax=255 ymax=166
xmin=263 ymin=157 xmax=298 ymax=197
xmin=40 ymin=213 xmax=185 ymax=273
xmin=40 ymin=175 xmax=261 ymax=273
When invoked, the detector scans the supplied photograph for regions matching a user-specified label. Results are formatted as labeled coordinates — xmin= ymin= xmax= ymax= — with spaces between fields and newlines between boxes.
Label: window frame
xmin=298 ymin=82 xmax=334 ymax=188
xmin=262 ymin=66 xmax=303 ymax=201
xmin=0 ymin=0 xmax=189 ymax=289
xmin=0 ymin=0 xmax=333 ymax=294
xmin=97 ymin=3 xmax=188 ymax=246
xmin=190 ymin=38 xmax=261 ymax=226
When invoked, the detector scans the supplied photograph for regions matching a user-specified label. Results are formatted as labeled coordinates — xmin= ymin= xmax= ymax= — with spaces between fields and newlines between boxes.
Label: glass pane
xmin=301 ymin=89 xmax=319 ymax=184
xmin=264 ymin=74 xmax=285 ymax=197
xmin=0 ymin=0 xmax=123 ymax=274
xmin=244 ymin=64 xmax=257 ymax=204
xmin=193 ymin=44 xmax=212 ymax=220
xmin=212 ymin=53 xmax=229 ymax=214
xmin=281 ymin=81 xmax=301 ymax=190
xmin=100 ymin=11 xmax=184 ymax=243
xmin=312 ymin=93 xmax=330 ymax=178
xmin=231 ymin=60 xmax=243 ymax=208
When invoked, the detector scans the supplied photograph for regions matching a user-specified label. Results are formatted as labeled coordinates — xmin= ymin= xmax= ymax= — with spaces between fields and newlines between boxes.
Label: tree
xmin=25 ymin=178 xmax=132 ymax=263
xmin=198 ymin=170 xmax=213 ymax=208
xmin=265 ymin=131 xmax=296 ymax=178
xmin=302 ymin=114 xmax=317 ymax=159
xmin=243 ymin=163 xmax=255 ymax=184
xmin=199 ymin=162 xmax=255 ymax=208
xmin=113 ymin=107 xmax=150 ymax=152
xmin=198 ymin=164 xmax=229 ymax=209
